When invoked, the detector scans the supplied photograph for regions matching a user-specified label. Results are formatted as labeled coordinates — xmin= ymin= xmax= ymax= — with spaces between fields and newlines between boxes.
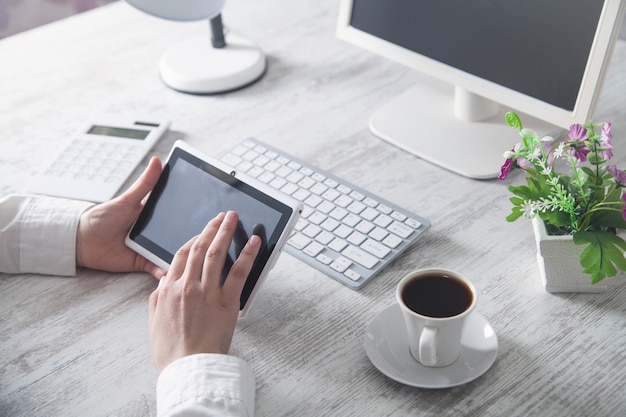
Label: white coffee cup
xmin=396 ymin=268 xmax=477 ymax=367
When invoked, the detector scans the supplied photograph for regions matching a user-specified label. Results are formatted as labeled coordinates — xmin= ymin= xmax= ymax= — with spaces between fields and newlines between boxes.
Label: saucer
xmin=364 ymin=304 xmax=498 ymax=388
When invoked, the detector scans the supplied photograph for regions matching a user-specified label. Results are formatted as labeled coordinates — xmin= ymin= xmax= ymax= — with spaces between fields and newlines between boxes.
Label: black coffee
xmin=402 ymin=274 xmax=473 ymax=318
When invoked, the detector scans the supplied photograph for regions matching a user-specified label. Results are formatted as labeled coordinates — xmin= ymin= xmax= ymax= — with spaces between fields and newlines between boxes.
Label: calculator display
xmin=88 ymin=125 xmax=150 ymax=140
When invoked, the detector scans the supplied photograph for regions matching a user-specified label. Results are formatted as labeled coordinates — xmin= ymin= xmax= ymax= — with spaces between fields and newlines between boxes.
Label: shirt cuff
xmin=156 ymin=354 xmax=255 ymax=417
xmin=19 ymin=195 xmax=93 ymax=276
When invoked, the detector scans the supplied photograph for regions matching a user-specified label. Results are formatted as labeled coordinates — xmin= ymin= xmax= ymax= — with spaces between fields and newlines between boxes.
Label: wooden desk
xmin=1 ymin=1 xmax=625 ymax=415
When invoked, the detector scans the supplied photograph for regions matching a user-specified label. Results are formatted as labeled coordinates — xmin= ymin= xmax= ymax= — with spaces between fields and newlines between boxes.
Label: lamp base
xmin=159 ymin=32 xmax=266 ymax=94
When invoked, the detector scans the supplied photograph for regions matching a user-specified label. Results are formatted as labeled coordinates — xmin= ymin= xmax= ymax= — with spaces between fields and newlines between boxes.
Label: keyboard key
xmin=334 ymin=224 xmax=353 ymax=239
xmin=292 ymin=189 xmax=311 ymax=202
xmin=388 ymin=221 xmax=413 ymax=239
xmin=374 ymin=214 xmax=393 ymax=228
xmin=361 ymin=207 xmax=379 ymax=221
xmin=320 ymin=220 xmax=339 ymax=234
xmin=328 ymin=238 xmax=348 ymax=253
xmin=382 ymin=234 xmax=402 ymax=249
xmin=390 ymin=211 xmax=407 ymax=221
xmin=406 ymin=218 xmax=423 ymax=229
xmin=347 ymin=201 xmax=366 ymax=215
xmin=288 ymin=233 xmax=311 ymax=250
xmin=344 ymin=269 xmax=361 ymax=281
xmin=308 ymin=211 xmax=327 ymax=225
xmin=303 ymin=224 xmax=322 ymax=238
xmin=315 ymin=231 xmax=334 ymax=245
xmin=361 ymin=239 xmax=391 ymax=259
xmin=369 ymin=227 xmax=389 ymax=241
xmin=347 ymin=231 xmax=367 ymax=246
xmin=316 ymin=253 xmax=333 ymax=265
xmin=303 ymin=241 xmax=325 ymax=257
xmin=342 ymin=213 xmax=361 ymax=227
xmin=355 ymin=220 xmax=374 ymax=234
xmin=342 ymin=246 xmax=378 ymax=269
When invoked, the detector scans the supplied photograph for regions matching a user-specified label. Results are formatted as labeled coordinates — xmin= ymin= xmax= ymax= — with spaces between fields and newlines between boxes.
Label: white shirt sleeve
xmin=0 ymin=194 xmax=93 ymax=275
xmin=157 ymin=353 xmax=256 ymax=417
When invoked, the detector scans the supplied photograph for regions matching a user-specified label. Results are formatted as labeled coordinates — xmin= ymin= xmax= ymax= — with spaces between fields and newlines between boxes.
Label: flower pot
xmin=531 ymin=217 xmax=608 ymax=293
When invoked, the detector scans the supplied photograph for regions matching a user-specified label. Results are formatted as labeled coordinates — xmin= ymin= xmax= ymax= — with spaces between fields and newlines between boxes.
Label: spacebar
xmin=342 ymin=245 xmax=379 ymax=269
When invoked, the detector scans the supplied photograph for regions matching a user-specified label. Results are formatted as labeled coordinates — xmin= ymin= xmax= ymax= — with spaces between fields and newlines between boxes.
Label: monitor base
xmin=369 ymin=82 xmax=559 ymax=179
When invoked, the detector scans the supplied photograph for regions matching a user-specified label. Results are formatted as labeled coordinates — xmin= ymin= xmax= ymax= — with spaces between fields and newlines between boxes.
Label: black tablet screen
xmin=129 ymin=147 xmax=293 ymax=309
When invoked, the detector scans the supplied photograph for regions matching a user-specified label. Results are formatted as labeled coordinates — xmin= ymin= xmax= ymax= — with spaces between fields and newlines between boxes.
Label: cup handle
xmin=419 ymin=326 xmax=437 ymax=366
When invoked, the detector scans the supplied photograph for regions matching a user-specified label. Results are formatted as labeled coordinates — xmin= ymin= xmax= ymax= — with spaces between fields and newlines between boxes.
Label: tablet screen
xmin=129 ymin=146 xmax=295 ymax=309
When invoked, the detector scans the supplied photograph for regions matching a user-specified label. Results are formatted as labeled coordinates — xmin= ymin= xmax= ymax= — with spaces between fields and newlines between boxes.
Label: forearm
xmin=0 ymin=194 xmax=93 ymax=275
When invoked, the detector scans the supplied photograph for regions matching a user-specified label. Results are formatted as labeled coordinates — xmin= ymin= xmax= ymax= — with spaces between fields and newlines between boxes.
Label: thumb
xmin=120 ymin=156 xmax=162 ymax=206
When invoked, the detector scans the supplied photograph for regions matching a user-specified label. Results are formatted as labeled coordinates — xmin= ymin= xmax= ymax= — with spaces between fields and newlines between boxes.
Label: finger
xmin=119 ymin=156 xmax=162 ymax=206
xmin=148 ymin=287 xmax=158 ymax=320
xmin=252 ymin=224 xmax=268 ymax=254
xmin=145 ymin=263 xmax=167 ymax=280
xmin=222 ymin=234 xmax=262 ymax=303
xmin=185 ymin=212 xmax=226 ymax=282
xmin=252 ymin=224 xmax=267 ymax=243
xmin=202 ymin=211 xmax=239 ymax=287
xmin=221 ymin=253 xmax=234 ymax=285
xmin=233 ymin=220 xmax=248 ymax=257
xmin=166 ymin=235 xmax=198 ymax=282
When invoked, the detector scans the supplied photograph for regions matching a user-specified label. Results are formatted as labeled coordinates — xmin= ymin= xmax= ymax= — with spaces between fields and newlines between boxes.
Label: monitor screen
xmin=337 ymin=0 xmax=625 ymax=178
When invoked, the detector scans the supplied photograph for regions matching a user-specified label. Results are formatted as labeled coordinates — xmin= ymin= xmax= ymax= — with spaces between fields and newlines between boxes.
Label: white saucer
xmin=364 ymin=303 xmax=498 ymax=388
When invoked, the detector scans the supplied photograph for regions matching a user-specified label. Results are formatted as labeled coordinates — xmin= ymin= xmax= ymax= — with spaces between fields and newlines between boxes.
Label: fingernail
xmin=249 ymin=235 xmax=260 ymax=247
xmin=225 ymin=211 xmax=237 ymax=221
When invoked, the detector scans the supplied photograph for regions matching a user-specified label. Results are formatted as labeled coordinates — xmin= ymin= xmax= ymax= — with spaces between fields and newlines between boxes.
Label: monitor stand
xmin=369 ymin=81 xmax=558 ymax=179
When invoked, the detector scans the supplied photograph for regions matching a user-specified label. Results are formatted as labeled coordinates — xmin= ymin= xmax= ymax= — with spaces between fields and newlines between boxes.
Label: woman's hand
xmin=148 ymin=211 xmax=261 ymax=372
xmin=75 ymin=156 xmax=166 ymax=279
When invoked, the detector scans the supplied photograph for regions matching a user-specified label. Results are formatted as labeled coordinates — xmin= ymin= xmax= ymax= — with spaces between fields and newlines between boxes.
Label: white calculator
xmin=28 ymin=114 xmax=170 ymax=202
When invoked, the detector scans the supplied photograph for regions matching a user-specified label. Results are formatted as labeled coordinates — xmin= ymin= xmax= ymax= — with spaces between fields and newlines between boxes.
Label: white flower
xmin=553 ymin=142 xmax=566 ymax=159
xmin=521 ymin=200 xmax=536 ymax=218
xmin=541 ymin=135 xmax=555 ymax=143
xmin=520 ymin=128 xmax=538 ymax=141
xmin=547 ymin=176 xmax=560 ymax=186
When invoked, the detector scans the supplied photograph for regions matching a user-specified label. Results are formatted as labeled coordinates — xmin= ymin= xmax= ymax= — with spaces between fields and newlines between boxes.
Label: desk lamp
xmin=125 ymin=0 xmax=266 ymax=94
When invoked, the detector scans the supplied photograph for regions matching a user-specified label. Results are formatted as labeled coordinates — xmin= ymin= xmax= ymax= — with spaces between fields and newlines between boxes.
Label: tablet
xmin=126 ymin=140 xmax=301 ymax=317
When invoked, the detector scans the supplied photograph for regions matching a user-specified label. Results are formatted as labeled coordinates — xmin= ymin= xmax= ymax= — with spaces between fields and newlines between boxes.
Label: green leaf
xmin=580 ymin=166 xmax=596 ymax=178
xmin=573 ymin=230 xmax=626 ymax=284
xmin=589 ymin=189 xmax=626 ymax=230
xmin=505 ymin=197 xmax=524 ymax=222
xmin=505 ymin=111 xmax=523 ymax=130
xmin=544 ymin=210 xmax=571 ymax=228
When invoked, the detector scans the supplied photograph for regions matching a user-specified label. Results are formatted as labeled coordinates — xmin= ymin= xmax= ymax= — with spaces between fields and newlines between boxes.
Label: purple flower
xmin=600 ymin=122 xmax=613 ymax=160
xmin=567 ymin=124 xmax=590 ymax=161
xmin=499 ymin=157 xmax=514 ymax=180
xmin=609 ymin=165 xmax=626 ymax=186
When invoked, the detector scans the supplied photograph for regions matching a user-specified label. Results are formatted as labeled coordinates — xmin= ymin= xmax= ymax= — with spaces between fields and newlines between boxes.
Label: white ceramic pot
xmin=531 ymin=217 xmax=608 ymax=293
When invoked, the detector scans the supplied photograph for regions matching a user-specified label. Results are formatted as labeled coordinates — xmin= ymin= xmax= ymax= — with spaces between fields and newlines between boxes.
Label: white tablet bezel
xmin=125 ymin=140 xmax=301 ymax=317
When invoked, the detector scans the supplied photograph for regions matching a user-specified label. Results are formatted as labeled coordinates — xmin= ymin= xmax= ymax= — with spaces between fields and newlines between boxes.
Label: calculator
xmin=28 ymin=114 xmax=170 ymax=202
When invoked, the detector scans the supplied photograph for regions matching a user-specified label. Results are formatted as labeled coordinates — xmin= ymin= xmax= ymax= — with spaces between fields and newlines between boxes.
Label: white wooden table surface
xmin=1 ymin=1 xmax=625 ymax=416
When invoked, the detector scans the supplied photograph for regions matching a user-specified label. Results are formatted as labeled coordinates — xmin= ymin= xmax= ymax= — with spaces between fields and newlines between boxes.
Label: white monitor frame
xmin=337 ymin=0 xmax=625 ymax=178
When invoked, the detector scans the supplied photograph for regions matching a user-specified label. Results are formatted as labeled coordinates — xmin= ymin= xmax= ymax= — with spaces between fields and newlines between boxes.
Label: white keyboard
xmin=220 ymin=138 xmax=431 ymax=289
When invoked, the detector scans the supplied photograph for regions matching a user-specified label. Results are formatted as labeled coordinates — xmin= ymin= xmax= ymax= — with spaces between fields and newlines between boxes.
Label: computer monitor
xmin=337 ymin=0 xmax=625 ymax=179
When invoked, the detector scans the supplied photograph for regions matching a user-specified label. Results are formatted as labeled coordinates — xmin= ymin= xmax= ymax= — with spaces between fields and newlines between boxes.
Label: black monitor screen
xmin=350 ymin=0 xmax=604 ymax=111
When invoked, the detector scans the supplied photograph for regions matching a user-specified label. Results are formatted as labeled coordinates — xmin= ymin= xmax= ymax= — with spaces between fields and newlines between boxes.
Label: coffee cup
xmin=396 ymin=268 xmax=477 ymax=367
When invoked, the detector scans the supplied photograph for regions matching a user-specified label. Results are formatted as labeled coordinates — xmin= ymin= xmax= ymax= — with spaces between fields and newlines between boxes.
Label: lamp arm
xmin=210 ymin=14 xmax=226 ymax=48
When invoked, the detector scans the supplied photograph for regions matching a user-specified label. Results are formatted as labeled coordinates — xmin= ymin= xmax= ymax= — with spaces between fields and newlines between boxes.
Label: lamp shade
xmin=125 ymin=0 xmax=226 ymax=21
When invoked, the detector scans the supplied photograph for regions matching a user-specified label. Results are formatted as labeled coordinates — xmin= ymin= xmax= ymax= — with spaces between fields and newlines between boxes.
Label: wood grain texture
xmin=1 ymin=1 xmax=625 ymax=416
